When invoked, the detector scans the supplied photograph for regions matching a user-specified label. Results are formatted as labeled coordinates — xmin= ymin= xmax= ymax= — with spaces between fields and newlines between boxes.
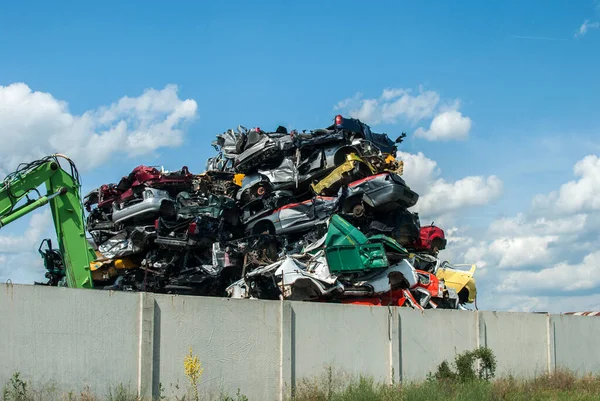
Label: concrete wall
xmin=398 ymin=308 xmax=478 ymax=381
xmin=478 ymin=311 xmax=550 ymax=378
xmin=551 ymin=314 xmax=600 ymax=376
xmin=153 ymin=296 xmax=281 ymax=400
xmin=0 ymin=284 xmax=140 ymax=397
xmin=2 ymin=284 xmax=600 ymax=400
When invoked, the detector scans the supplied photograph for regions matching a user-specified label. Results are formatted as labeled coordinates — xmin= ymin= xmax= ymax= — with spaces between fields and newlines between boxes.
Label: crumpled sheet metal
xmin=98 ymin=226 xmax=153 ymax=259
xmin=227 ymin=251 xmax=419 ymax=301
xmin=348 ymin=259 xmax=418 ymax=293
xmin=258 ymin=158 xmax=298 ymax=187
xmin=226 ymin=255 xmax=343 ymax=300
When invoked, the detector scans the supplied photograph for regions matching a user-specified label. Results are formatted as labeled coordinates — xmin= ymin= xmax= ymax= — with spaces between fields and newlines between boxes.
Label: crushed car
xmin=81 ymin=114 xmax=477 ymax=310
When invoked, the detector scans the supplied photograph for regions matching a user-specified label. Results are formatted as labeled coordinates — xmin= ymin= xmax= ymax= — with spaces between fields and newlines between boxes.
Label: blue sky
xmin=0 ymin=0 xmax=599 ymax=312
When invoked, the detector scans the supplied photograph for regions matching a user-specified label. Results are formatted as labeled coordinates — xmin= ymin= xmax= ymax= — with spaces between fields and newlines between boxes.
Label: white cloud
xmin=389 ymin=151 xmax=600 ymax=312
xmin=488 ymin=213 xmax=587 ymax=236
xmin=334 ymin=86 xmax=473 ymax=142
xmin=531 ymin=155 xmax=600 ymax=215
xmin=0 ymin=250 xmax=46 ymax=285
xmin=0 ymin=210 xmax=52 ymax=284
xmin=395 ymin=151 xmax=440 ymax=196
xmin=488 ymin=235 xmax=558 ymax=268
xmin=479 ymin=292 xmax=600 ymax=314
xmin=0 ymin=210 xmax=52 ymax=253
xmin=575 ymin=20 xmax=600 ymax=37
xmin=459 ymin=205 xmax=590 ymax=274
xmin=454 ymin=153 xmax=600 ymax=311
xmin=463 ymin=243 xmax=489 ymax=268
xmin=397 ymin=150 xmax=503 ymax=218
xmin=418 ymin=175 xmax=503 ymax=216
xmin=499 ymin=251 xmax=600 ymax=293
xmin=414 ymin=109 xmax=472 ymax=141
xmin=334 ymin=86 xmax=440 ymax=125
xmin=0 ymin=83 xmax=198 ymax=175
xmin=449 ymin=230 xmax=559 ymax=272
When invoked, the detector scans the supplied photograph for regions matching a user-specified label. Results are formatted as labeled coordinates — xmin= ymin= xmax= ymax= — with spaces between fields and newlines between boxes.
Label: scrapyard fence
xmin=2 ymin=284 xmax=600 ymax=401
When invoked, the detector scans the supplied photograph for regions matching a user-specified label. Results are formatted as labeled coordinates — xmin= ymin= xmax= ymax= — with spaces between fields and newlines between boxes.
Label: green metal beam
xmin=0 ymin=188 xmax=64 ymax=228
xmin=0 ymin=156 xmax=96 ymax=289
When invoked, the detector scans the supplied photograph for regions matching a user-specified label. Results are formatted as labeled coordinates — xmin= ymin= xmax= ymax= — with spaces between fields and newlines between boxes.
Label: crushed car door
xmin=277 ymin=199 xmax=316 ymax=231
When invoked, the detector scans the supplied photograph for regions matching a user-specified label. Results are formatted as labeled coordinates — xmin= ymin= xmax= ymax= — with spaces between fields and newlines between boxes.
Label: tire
xmin=252 ymin=221 xmax=275 ymax=235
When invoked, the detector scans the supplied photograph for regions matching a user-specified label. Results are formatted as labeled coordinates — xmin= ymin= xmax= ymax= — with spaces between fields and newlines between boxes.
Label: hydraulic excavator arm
xmin=0 ymin=154 xmax=96 ymax=288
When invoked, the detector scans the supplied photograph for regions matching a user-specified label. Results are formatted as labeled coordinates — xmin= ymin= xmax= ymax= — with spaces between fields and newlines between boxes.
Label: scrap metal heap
xmin=83 ymin=115 xmax=477 ymax=310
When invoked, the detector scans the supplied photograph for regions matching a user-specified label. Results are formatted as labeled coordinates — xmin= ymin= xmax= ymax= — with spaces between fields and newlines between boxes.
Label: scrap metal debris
xmin=82 ymin=115 xmax=477 ymax=309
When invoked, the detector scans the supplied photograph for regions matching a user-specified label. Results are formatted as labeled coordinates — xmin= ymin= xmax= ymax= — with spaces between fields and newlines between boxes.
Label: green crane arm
xmin=0 ymin=154 xmax=96 ymax=288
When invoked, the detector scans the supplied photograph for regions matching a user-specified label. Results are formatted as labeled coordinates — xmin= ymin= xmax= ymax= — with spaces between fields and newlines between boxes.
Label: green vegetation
xmin=287 ymin=348 xmax=600 ymax=401
xmin=287 ymin=370 xmax=600 ymax=401
xmin=4 ymin=348 xmax=600 ymax=400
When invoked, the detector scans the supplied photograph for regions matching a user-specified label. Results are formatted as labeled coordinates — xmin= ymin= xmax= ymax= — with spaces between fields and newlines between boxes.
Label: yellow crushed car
xmin=435 ymin=262 xmax=477 ymax=304
xmin=310 ymin=153 xmax=404 ymax=196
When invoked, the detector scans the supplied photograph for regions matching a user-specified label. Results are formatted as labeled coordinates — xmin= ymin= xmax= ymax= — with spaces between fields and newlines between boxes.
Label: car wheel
xmin=351 ymin=203 xmax=365 ymax=218
xmin=253 ymin=182 xmax=272 ymax=199
xmin=253 ymin=221 xmax=275 ymax=235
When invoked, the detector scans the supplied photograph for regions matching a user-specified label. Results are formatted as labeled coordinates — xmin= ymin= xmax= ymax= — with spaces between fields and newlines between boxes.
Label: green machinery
xmin=0 ymin=154 xmax=96 ymax=288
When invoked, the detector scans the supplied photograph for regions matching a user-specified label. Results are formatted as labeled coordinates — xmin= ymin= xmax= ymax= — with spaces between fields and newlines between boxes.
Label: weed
xmin=432 ymin=347 xmax=497 ymax=383
xmin=156 ymin=383 xmax=166 ymax=401
xmin=219 ymin=389 xmax=249 ymax=401
xmin=72 ymin=386 xmax=98 ymax=401
xmin=106 ymin=383 xmax=139 ymax=401
xmin=183 ymin=348 xmax=204 ymax=401
xmin=2 ymin=372 xmax=32 ymax=401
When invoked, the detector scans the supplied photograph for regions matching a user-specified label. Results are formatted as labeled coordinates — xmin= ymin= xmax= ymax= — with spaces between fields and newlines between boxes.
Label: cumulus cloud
xmin=395 ymin=151 xmax=440 ymax=196
xmin=532 ymin=155 xmax=600 ymax=215
xmin=0 ymin=210 xmax=52 ymax=283
xmin=0 ymin=251 xmax=47 ymax=285
xmin=414 ymin=109 xmax=472 ymax=141
xmin=489 ymin=213 xmax=588 ymax=237
xmin=456 ymin=153 xmax=600 ymax=311
xmin=418 ymin=175 xmax=502 ymax=216
xmin=0 ymin=82 xmax=199 ymax=284
xmin=575 ymin=20 xmax=599 ymax=37
xmin=460 ymin=206 xmax=589 ymax=273
xmin=0 ymin=83 xmax=198 ymax=175
xmin=385 ymin=151 xmax=600 ymax=312
xmin=333 ymin=87 xmax=440 ymax=125
xmin=488 ymin=235 xmax=559 ymax=268
xmin=397 ymin=151 xmax=503 ymax=217
xmin=499 ymin=251 xmax=600 ymax=294
xmin=334 ymin=86 xmax=473 ymax=141
xmin=0 ymin=210 xmax=52 ymax=253
xmin=453 ymin=232 xmax=559 ymax=274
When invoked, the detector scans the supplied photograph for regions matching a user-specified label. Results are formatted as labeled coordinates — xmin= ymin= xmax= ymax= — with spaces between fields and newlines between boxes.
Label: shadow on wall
xmin=152 ymin=299 xmax=162 ymax=397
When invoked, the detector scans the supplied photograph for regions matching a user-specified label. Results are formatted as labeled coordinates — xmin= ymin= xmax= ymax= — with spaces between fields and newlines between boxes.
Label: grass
xmin=286 ymin=349 xmax=600 ymax=401
xmin=4 ymin=347 xmax=600 ymax=401
xmin=0 ymin=371 xmax=247 ymax=401
xmin=288 ymin=370 xmax=600 ymax=401
xmin=4 ymin=369 xmax=600 ymax=401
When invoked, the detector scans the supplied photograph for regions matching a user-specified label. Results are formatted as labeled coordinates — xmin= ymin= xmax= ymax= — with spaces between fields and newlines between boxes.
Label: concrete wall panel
xmin=153 ymin=295 xmax=281 ymax=401
xmin=4 ymin=284 xmax=600 ymax=401
xmin=0 ymin=284 xmax=139 ymax=396
xmin=398 ymin=308 xmax=478 ymax=381
xmin=551 ymin=314 xmax=600 ymax=375
xmin=479 ymin=311 xmax=549 ymax=378
xmin=289 ymin=301 xmax=391 ymax=386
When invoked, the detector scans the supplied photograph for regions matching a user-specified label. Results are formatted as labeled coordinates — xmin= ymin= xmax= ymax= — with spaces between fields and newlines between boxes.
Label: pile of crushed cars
xmin=84 ymin=115 xmax=477 ymax=310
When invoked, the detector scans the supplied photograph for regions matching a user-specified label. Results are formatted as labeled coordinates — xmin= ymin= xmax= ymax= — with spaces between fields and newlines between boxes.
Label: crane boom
xmin=0 ymin=154 xmax=96 ymax=288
